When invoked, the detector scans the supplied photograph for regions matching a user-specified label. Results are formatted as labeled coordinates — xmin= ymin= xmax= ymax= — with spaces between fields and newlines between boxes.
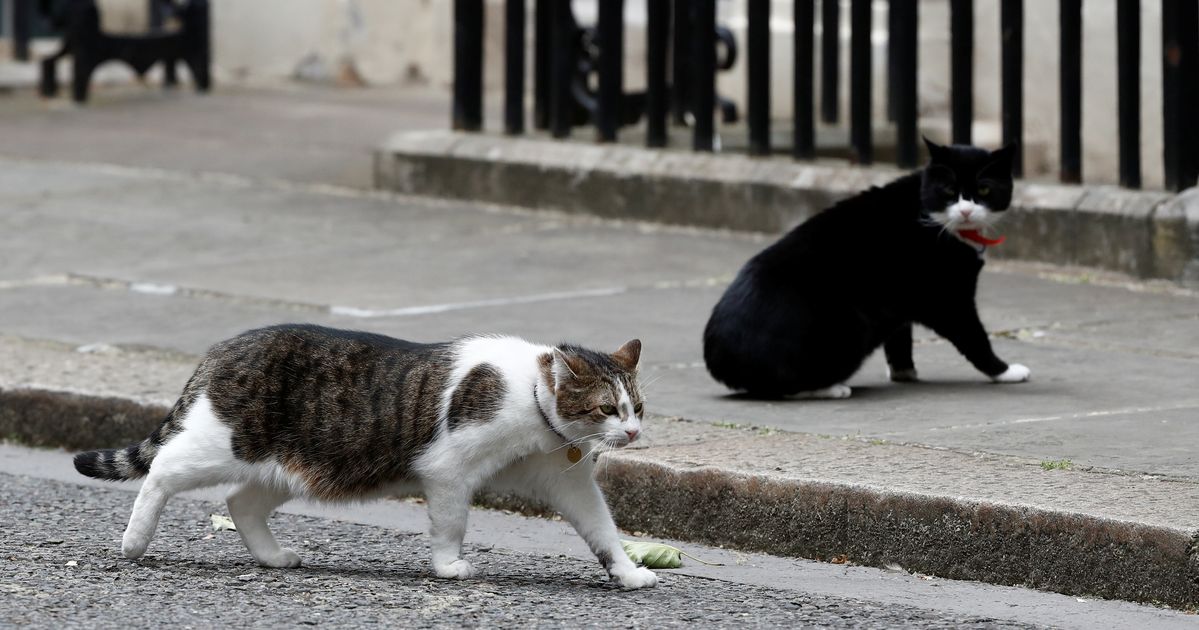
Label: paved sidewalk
xmin=1 ymin=156 xmax=1194 ymax=477
xmin=1 ymin=85 xmax=1197 ymax=606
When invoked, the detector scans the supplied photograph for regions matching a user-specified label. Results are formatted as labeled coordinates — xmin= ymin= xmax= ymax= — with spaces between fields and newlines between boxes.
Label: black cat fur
xmin=703 ymin=140 xmax=1024 ymax=398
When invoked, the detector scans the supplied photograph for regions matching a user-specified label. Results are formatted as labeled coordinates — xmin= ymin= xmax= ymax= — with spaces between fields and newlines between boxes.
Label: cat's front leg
xmin=541 ymin=464 xmax=657 ymax=590
xmin=423 ymin=480 xmax=477 ymax=579
xmin=923 ymin=305 xmax=1030 ymax=383
xmin=884 ymin=322 xmax=918 ymax=382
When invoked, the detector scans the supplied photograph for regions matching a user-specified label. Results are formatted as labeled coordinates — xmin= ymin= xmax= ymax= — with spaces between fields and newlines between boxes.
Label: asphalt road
xmin=0 ymin=471 xmax=1048 ymax=629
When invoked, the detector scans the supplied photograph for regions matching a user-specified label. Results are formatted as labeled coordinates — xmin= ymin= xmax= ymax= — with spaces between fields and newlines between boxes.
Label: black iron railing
xmin=446 ymin=1 xmax=1199 ymax=191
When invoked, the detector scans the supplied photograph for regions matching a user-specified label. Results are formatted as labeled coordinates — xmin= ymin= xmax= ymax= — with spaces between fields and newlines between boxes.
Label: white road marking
xmin=329 ymin=286 xmax=628 ymax=318
xmin=923 ymin=402 xmax=1199 ymax=432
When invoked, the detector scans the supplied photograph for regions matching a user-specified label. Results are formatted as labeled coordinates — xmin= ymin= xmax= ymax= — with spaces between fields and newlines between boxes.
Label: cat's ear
xmin=981 ymin=144 xmax=1017 ymax=177
xmin=552 ymin=348 xmax=587 ymax=385
xmin=612 ymin=339 xmax=642 ymax=372
xmin=923 ymin=136 xmax=949 ymax=164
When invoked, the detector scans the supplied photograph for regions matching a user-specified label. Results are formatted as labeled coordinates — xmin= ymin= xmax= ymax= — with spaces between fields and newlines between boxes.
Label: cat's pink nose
xmin=625 ymin=429 xmax=640 ymax=442
xmin=960 ymin=209 xmax=973 ymax=219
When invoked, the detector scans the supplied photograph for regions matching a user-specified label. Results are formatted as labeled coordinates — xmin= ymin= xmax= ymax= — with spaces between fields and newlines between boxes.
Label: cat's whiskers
xmin=549 ymin=430 xmax=606 ymax=453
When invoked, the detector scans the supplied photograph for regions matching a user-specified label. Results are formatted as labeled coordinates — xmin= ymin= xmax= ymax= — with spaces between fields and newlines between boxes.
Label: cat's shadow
xmin=718 ymin=380 xmax=1044 ymax=402
xmin=137 ymin=554 xmax=629 ymax=592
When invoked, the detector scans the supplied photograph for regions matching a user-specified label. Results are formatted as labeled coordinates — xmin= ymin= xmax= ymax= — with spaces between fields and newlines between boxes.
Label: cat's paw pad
xmin=258 ymin=548 xmax=303 ymax=568
xmin=992 ymin=364 xmax=1031 ymax=383
xmin=433 ymin=559 xmax=477 ymax=580
xmin=888 ymin=367 xmax=919 ymax=383
xmin=612 ymin=566 xmax=658 ymax=590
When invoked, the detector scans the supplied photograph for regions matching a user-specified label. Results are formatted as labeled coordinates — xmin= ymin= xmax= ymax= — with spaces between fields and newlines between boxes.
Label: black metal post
xmin=1162 ymin=0 xmax=1199 ymax=191
xmin=951 ymin=0 xmax=974 ymax=145
xmin=887 ymin=0 xmax=898 ymax=121
xmin=1059 ymin=0 xmax=1082 ymax=183
xmin=596 ymin=0 xmax=624 ymax=141
xmin=549 ymin=0 xmax=574 ymax=138
xmin=504 ymin=0 xmax=526 ymax=135
xmin=794 ymin=0 xmax=816 ymax=159
xmin=1116 ymin=0 xmax=1140 ymax=188
xmin=149 ymin=0 xmax=166 ymax=30
xmin=533 ymin=0 xmax=550 ymax=129
xmin=452 ymin=0 xmax=484 ymax=132
xmin=747 ymin=0 xmax=771 ymax=155
xmin=672 ymin=0 xmax=692 ymax=126
xmin=893 ymin=0 xmax=918 ymax=168
xmin=13 ymin=0 xmax=33 ymax=62
xmin=1001 ymin=0 xmax=1023 ymax=176
xmin=849 ymin=0 xmax=872 ymax=164
xmin=692 ymin=0 xmax=717 ymax=151
xmin=820 ymin=0 xmax=840 ymax=124
xmin=646 ymin=0 xmax=671 ymax=147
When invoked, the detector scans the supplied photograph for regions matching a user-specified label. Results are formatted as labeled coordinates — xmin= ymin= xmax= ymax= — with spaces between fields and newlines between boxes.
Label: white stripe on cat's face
xmin=939 ymin=195 xmax=990 ymax=228
xmin=586 ymin=381 xmax=643 ymax=449
xmin=927 ymin=195 xmax=1001 ymax=245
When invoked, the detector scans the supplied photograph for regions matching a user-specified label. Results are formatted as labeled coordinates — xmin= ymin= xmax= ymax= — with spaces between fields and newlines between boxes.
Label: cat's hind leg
xmin=884 ymin=323 xmax=919 ymax=382
xmin=122 ymin=474 xmax=173 ymax=559
xmin=122 ymin=392 xmax=238 ymax=560
xmin=227 ymin=482 xmax=300 ymax=568
xmin=122 ymin=457 xmax=215 ymax=559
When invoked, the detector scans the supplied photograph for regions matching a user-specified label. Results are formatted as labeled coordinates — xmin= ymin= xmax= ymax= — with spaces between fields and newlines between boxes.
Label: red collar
xmin=958 ymin=229 xmax=1005 ymax=247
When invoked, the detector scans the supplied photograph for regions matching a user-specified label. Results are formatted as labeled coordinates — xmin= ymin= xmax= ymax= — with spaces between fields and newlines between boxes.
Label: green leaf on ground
xmin=621 ymin=540 xmax=723 ymax=569
xmin=1040 ymin=459 xmax=1073 ymax=471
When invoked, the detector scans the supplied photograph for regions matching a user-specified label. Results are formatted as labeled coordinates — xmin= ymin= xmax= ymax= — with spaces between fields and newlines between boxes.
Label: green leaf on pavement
xmin=621 ymin=540 xmax=724 ymax=569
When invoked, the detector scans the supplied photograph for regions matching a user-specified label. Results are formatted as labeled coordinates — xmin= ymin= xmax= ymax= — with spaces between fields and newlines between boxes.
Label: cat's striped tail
xmin=73 ymin=363 xmax=208 ymax=481
xmin=73 ymin=441 xmax=156 ymax=481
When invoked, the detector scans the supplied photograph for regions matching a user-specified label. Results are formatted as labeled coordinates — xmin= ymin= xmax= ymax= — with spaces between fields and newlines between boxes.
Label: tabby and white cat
xmin=704 ymin=139 xmax=1030 ymax=398
xmin=74 ymin=325 xmax=657 ymax=589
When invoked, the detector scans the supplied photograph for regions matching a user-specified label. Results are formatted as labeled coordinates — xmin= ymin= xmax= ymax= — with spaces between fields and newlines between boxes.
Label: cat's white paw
xmin=257 ymin=548 xmax=303 ymax=568
xmin=992 ymin=363 xmax=1031 ymax=383
xmin=611 ymin=566 xmax=658 ymax=590
xmin=433 ymin=559 xmax=477 ymax=580
xmin=888 ymin=367 xmax=919 ymax=383
xmin=122 ymin=536 xmax=149 ymax=560
xmin=795 ymin=384 xmax=852 ymax=399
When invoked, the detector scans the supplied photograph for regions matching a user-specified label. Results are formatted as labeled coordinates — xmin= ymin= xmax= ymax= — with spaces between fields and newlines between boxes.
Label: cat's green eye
xmin=599 ymin=405 xmax=617 ymax=416
xmin=633 ymin=402 xmax=644 ymax=415
xmin=978 ymin=186 xmax=991 ymax=197
xmin=941 ymin=186 xmax=956 ymax=197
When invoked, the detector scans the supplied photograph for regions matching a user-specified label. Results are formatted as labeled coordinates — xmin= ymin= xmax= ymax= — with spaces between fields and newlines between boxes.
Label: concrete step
xmin=374 ymin=131 xmax=1199 ymax=285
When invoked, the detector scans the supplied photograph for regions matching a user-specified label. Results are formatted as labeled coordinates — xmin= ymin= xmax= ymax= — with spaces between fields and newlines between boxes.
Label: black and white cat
xmin=74 ymin=325 xmax=657 ymax=589
xmin=703 ymin=139 xmax=1030 ymax=398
